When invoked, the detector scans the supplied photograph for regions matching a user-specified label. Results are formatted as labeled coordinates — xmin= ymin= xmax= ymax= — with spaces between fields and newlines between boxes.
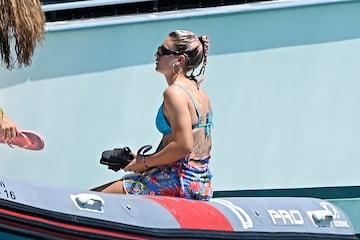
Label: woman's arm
xmin=0 ymin=108 xmax=20 ymax=140
xmin=147 ymin=86 xmax=193 ymax=165
xmin=124 ymin=86 xmax=194 ymax=172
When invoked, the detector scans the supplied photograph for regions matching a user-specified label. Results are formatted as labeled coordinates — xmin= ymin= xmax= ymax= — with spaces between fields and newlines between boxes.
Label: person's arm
xmin=124 ymin=86 xmax=194 ymax=172
xmin=0 ymin=108 xmax=20 ymax=140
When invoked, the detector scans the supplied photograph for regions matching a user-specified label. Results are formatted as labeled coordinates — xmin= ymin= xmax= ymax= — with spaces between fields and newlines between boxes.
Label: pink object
xmin=0 ymin=130 xmax=45 ymax=151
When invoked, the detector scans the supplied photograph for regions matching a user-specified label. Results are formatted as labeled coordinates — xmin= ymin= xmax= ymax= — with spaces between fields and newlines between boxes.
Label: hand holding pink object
xmin=0 ymin=130 xmax=45 ymax=151
xmin=0 ymin=108 xmax=20 ymax=141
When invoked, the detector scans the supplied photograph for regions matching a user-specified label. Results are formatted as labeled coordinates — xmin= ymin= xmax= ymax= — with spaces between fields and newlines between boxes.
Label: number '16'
xmin=4 ymin=190 xmax=16 ymax=200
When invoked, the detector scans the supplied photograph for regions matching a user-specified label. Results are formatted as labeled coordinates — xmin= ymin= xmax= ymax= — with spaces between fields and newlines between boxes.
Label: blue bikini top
xmin=156 ymin=83 xmax=213 ymax=136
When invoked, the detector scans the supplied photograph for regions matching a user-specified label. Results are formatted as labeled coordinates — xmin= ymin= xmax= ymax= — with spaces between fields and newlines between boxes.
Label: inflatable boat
xmin=0 ymin=176 xmax=356 ymax=239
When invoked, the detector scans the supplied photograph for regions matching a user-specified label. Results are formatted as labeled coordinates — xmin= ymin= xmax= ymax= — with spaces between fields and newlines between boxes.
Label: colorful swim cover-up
xmin=123 ymin=155 xmax=212 ymax=201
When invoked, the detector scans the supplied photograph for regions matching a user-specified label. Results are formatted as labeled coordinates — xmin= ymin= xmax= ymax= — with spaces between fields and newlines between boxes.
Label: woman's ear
xmin=177 ymin=54 xmax=186 ymax=65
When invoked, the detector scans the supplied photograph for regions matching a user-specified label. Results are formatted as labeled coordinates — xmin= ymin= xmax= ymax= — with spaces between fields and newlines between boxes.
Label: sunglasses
xmin=156 ymin=45 xmax=180 ymax=56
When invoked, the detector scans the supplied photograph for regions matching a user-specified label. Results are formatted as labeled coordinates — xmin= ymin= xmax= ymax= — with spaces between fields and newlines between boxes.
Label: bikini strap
xmin=173 ymin=83 xmax=213 ymax=137
xmin=173 ymin=83 xmax=201 ymax=125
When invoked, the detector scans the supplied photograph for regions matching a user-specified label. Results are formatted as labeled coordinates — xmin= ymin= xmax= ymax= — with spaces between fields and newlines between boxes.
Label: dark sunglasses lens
xmin=157 ymin=46 xmax=168 ymax=56
xmin=157 ymin=45 xmax=177 ymax=56
xmin=158 ymin=46 xmax=165 ymax=55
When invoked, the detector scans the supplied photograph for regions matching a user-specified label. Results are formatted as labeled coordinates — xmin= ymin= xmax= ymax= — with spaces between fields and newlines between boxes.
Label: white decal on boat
xmin=307 ymin=201 xmax=349 ymax=228
xmin=267 ymin=209 xmax=304 ymax=225
xmin=316 ymin=202 xmax=348 ymax=228
xmin=211 ymin=199 xmax=253 ymax=229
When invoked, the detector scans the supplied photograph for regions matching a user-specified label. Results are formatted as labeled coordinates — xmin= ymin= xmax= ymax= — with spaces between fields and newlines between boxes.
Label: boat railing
xmin=42 ymin=0 xmax=154 ymax=12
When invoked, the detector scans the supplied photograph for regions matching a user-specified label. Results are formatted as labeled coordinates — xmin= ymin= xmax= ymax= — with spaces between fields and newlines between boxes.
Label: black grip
xmin=137 ymin=145 xmax=153 ymax=157
xmin=100 ymin=147 xmax=134 ymax=172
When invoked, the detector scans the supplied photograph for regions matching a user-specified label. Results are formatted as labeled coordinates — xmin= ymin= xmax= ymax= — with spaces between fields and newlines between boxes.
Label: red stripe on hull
xmin=145 ymin=196 xmax=234 ymax=231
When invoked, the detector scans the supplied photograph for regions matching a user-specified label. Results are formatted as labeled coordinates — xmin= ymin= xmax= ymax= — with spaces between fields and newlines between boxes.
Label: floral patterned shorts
xmin=122 ymin=156 xmax=212 ymax=201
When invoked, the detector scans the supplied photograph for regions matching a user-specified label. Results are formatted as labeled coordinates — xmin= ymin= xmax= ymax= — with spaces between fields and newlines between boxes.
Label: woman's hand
xmin=124 ymin=156 xmax=148 ymax=173
xmin=0 ymin=114 xmax=20 ymax=141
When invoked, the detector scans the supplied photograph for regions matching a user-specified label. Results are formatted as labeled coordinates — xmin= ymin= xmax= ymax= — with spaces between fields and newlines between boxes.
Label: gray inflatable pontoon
xmin=0 ymin=176 xmax=357 ymax=239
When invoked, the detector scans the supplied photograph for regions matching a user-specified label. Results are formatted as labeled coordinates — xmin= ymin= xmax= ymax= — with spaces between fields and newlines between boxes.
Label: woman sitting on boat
xmin=93 ymin=30 xmax=214 ymax=201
